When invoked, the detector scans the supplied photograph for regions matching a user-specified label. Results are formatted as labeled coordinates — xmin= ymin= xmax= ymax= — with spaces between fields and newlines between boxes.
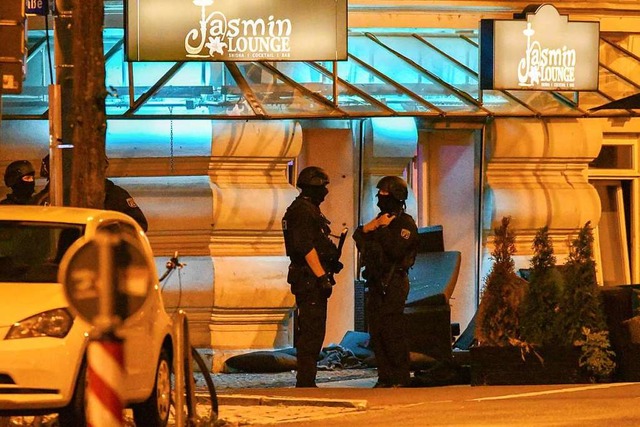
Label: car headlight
xmin=5 ymin=308 xmax=74 ymax=339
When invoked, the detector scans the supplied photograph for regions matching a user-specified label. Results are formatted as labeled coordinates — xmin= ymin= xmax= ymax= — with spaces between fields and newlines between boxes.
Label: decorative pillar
xmin=483 ymin=118 xmax=603 ymax=274
xmin=208 ymin=120 xmax=301 ymax=371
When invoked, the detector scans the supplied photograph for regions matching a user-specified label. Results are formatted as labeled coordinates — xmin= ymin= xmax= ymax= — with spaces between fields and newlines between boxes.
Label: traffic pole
xmin=59 ymin=229 xmax=153 ymax=426
xmin=86 ymin=232 xmax=124 ymax=427
xmin=86 ymin=334 xmax=125 ymax=427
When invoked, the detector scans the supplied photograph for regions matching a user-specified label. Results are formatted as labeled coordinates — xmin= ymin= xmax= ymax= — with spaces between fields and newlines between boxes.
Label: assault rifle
xmin=336 ymin=227 xmax=348 ymax=259
xmin=328 ymin=227 xmax=349 ymax=285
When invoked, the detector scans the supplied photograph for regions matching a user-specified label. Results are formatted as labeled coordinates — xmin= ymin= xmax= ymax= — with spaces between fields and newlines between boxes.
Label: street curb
xmin=198 ymin=393 xmax=368 ymax=409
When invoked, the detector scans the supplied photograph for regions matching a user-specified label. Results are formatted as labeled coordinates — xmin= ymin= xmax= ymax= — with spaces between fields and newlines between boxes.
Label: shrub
xmin=476 ymin=217 xmax=527 ymax=346
xmin=560 ymin=222 xmax=607 ymax=343
xmin=559 ymin=222 xmax=615 ymax=378
xmin=519 ymin=226 xmax=563 ymax=346
xmin=575 ymin=327 xmax=616 ymax=381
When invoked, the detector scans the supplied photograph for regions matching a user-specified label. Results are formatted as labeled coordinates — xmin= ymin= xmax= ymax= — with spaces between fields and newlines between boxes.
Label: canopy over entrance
xmin=591 ymin=93 xmax=640 ymax=112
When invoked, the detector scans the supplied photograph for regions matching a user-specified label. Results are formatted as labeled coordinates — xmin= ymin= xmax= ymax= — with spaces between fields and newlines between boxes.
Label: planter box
xmin=470 ymin=346 xmax=592 ymax=386
xmin=600 ymin=286 xmax=640 ymax=382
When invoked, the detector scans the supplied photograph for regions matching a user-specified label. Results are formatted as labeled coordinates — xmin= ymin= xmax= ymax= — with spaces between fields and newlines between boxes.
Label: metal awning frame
xmin=4 ymin=31 xmax=640 ymax=121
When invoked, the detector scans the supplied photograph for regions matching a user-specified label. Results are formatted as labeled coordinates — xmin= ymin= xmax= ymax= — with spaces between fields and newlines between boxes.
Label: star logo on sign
xmin=529 ymin=67 xmax=541 ymax=85
xmin=206 ymin=36 xmax=227 ymax=56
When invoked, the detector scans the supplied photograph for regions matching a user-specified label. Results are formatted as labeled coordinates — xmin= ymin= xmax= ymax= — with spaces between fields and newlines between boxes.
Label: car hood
xmin=0 ymin=283 xmax=69 ymax=325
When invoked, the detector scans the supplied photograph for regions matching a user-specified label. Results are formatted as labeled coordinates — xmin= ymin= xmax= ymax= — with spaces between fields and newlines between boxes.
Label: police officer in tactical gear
xmin=1 ymin=160 xmax=37 ymax=205
xmin=31 ymin=155 xmax=51 ymax=206
xmin=32 ymin=154 xmax=149 ymax=232
xmin=353 ymin=175 xmax=418 ymax=388
xmin=282 ymin=166 xmax=343 ymax=387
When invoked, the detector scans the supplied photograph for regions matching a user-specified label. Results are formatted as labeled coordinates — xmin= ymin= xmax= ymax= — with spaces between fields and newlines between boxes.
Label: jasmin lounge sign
xmin=125 ymin=0 xmax=347 ymax=62
xmin=480 ymin=4 xmax=599 ymax=91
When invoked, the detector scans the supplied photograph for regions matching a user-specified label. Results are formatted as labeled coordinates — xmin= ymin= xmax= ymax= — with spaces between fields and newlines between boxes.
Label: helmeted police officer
xmin=31 ymin=155 xmax=52 ymax=206
xmin=1 ymin=160 xmax=37 ymax=205
xmin=32 ymin=154 xmax=149 ymax=232
xmin=353 ymin=176 xmax=418 ymax=388
xmin=282 ymin=166 xmax=343 ymax=387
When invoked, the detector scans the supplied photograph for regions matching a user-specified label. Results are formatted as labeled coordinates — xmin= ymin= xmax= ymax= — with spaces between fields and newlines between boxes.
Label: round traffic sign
xmin=58 ymin=233 xmax=152 ymax=325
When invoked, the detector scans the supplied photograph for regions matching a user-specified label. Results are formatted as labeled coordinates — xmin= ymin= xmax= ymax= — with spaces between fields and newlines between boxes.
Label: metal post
xmin=86 ymin=232 xmax=124 ymax=427
xmin=86 ymin=335 xmax=125 ymax=426
xmin=333 ymin=60 xmax=338 ymax=107
xmin=53 ymin=0 xmax=73 ymax=205
xmin=184 ymin=315 xmax=197 ymax=426
xmin=174 ymin=311 xmax=186 ymax=427
xmin=173 ymin=310 xmax=197 ymax=426
xmin=48 ymin=84 xmax=64 ymax=206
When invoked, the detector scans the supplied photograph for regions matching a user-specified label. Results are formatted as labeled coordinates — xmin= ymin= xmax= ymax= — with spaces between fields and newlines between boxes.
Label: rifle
xmin=336 ymin=227 xmax=348 ymax=259
xmin=328 ymin=227 xmax=348 ymax=285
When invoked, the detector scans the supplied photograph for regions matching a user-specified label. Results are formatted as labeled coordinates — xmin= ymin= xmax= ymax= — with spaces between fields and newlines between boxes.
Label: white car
xmin=0 ymin=206 xmax=174 ymax=426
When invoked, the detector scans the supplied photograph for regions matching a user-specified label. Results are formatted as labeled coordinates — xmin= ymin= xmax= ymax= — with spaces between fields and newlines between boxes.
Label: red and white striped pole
xmin=86 ymin=335 xmax=125 ymax=427
xmin=87 ymin=233 xmax=124 ymax=426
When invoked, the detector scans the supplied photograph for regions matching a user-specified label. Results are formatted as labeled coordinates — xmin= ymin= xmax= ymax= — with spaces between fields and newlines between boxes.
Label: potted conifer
xmin=519 ymin=226 xmax=563 ymax=346
xmin=471 ymin=220 xmax=616 ymax=385
xmin=475 ymin=216 xmax=525 ymax=346
xmin=559 ymin=221 xmax=616 ymax=381
xmin=470 ymin=216 xmax=531 ymax=385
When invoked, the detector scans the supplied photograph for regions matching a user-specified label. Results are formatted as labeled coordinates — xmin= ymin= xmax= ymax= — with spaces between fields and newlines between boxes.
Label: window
xmin=589 ymin=133 xmax=640 ymax=285
xmin=592 ymin=181 xmax=631 ymax=285
xmin=0 ymin=222 xmax=83 ymax=283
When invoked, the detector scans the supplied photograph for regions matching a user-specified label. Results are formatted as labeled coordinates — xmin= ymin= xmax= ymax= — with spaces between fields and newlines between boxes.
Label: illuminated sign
xmin=125 ymin=0 xmax=347 ymax=62
xmin=480 ymin=4 xmax=599 ymax=91
xmin=25 ymin=0 xmax=51 ymax=16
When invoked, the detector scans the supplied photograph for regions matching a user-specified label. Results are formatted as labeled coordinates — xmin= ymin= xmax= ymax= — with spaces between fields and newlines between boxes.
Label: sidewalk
xmin=204 ymin=368 xmax=378 ymax=390
xmin=192 ymin=369 xmax=378 ymax=426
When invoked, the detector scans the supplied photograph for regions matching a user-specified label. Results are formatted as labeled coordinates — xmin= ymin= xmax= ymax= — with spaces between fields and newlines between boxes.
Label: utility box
xmin=405 ymin=244 xmax=461 ymax=365
xmin=600 ymin=285 xmax=640 ymax=382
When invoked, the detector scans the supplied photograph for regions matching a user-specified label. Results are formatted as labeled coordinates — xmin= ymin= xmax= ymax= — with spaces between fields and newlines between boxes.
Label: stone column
xmin=483 ymin=118 xmax=603 ymax=273
xmin=208 ymin=120 xmax=302 ymax=371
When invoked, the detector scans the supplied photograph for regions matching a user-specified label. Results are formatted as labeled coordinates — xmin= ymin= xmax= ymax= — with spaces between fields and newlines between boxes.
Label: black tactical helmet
xmin=297 ymin=166 xmax=329 ymax=187
xmin=4 ymin=160 xmax=35 ymax=188
xmin=40 ymin=154 xmax=50 ymax=179
xmin=376 ymin=176 xmax=408 ymax=202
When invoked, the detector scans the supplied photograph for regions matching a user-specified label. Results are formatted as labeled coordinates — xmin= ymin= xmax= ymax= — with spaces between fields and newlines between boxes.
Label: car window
xmin=0 ymin=221 xmax=84 ymax=283
xmin=96 ymin=221 xmax=150 ymax=277
xmin=98 ymin=221 xmax=139 ymax=241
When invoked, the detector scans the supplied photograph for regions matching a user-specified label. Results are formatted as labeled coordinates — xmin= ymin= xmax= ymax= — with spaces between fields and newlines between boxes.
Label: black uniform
xmin=30 ymin=184 xmax=49 ymax=206
xmin=0 ymin=193 xmax=33 ymax=205
xmin=353 ymin=211 xmax=418 ymax=387
xmin=104 ymin=179 xmax=148 ymax=232
xmin=282 ymin=195 xmax=339 ymax=387
xmin=32 ymin=180 xmax=148 ymax=232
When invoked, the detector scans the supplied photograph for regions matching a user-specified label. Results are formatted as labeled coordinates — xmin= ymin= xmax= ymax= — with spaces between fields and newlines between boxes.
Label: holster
xmin=287 ymin=264 xmax=313 ymax=295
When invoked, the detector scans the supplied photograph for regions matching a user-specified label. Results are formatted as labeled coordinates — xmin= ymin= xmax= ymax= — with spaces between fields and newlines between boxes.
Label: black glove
xmin=330 ymin=260 xmax=344 ymax=274
xmin=317 ymin=274 xmax=333 ymax=291
xmin=317 ymin=274 xmax=333 ymax=298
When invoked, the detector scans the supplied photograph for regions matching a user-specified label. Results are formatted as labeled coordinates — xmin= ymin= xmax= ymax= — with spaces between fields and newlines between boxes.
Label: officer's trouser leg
xmin=382 ymin=310 xmax=410 ymax=386
xmin=368 ymin=280 xmax=410 ymax=387
xmin=388 ymin=277 xmax=411 ymax=386
xmin=294 ymin=295 xmax=327 ymax=387
xmin=367 ymin=292 xmax=392 ymax=386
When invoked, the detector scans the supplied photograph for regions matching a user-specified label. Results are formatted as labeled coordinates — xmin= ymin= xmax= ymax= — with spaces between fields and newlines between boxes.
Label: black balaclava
xmin=300 ymin=185 xmax=328 ymax=206
xmin=377 ymin=194 xmax=403 ymax=215
xmin=12 ymin=179 xmax=35 ymax=199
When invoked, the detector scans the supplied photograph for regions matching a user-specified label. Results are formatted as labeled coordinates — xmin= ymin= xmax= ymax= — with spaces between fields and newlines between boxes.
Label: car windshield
xmin=0 ymin=221 xmax=84 ymax=283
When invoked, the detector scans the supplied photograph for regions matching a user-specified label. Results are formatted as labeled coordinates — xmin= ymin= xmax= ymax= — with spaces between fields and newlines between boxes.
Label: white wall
xmin=300 ymin=124 xmax=356 ymax=345
xmin=418 ymin=129 xmax=481 ymax=335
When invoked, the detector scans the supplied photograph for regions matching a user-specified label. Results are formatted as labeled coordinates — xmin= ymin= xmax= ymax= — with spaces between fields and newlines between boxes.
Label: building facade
xmin=1 ymin=0 xmax=640 ymax=370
